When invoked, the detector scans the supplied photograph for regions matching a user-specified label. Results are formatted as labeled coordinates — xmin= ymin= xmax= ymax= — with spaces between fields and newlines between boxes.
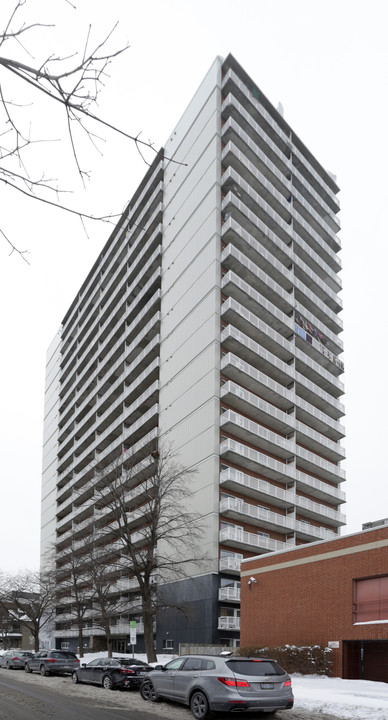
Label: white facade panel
xmin=163 ymin=103 xmax=220 ymax=208
xmin=160 ymin=293 xmax=220 ymax=383
xmin=164 ymin=57 xmax=222 ymax=164
xmin=161 ymin=254 xmax=219 ymax=338
xmin=40 ymin=328 xmax=61 ymax=568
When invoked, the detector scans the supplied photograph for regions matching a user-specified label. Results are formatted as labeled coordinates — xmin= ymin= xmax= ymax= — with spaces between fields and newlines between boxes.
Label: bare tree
xmin=0 ymin=1 xmax=184 ymax=262
xmin=85 ymin=548 xmax=132 ymax=658
xmin=93 ymin=444 xmax=205 ymax=663
xmin=55 ymin=548 xmax=95 ymax=658
xmin=0 ymin=569 xmax=56 ymax=651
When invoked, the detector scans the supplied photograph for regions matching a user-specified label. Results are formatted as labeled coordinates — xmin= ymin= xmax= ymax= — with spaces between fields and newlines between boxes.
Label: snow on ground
xmin=291 ymin=674 xmax=388 ymax=719
xmin=1 ymin=649 xmax=386 ymax=718
xmin=75 ymin=652 xmax=388 ymax=720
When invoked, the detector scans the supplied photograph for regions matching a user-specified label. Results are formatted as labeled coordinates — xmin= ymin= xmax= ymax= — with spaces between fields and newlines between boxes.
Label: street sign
xmin=130 ymin=628 xmax=137 ymax=645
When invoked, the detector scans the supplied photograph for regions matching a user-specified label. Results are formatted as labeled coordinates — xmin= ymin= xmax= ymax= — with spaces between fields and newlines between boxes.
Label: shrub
xmin=237 ymin=644 xmax=333 ymax=676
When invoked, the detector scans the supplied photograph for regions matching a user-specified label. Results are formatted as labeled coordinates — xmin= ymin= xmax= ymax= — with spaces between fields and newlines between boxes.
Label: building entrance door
xmin=343 ymin=640 xmax=388 ymax=683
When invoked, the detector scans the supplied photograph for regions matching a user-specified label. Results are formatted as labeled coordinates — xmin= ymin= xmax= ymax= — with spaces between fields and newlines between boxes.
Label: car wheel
xmin=40 ymin=665 xmax=50 ymax=677
xmin=190 ymin=690 xmax=213 ymax=720
xmin=72 ymin=672 xmax=79 ymax=684
xmin=140 ymin=679 xmax=160 ymax=702
xmin=6 ymin=662 xmax=11 ymax=670
xmin=102 ymin=675 xmax=113 ymax=690
xmin=24 ymin=663 xmax=32 ymax=673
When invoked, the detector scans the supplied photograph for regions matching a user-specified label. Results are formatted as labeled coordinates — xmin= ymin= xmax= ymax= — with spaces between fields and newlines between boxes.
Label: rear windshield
xmin=226 ymin=659 xmax=285 ymax=676
xmin=119 ymin=659 xmax=141 ymax=666
xmin=51 ymin=652 xmax=77 ymax=659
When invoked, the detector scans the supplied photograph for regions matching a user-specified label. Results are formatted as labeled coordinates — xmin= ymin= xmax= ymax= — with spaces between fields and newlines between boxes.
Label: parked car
xmin=0 ymin=650 xmax=35 ymax=669
xmin=140 ymin=654 xmax=294 ymax=719
xmin=72 ymin=656 xmax=152 ymax=690
xmin=24 ymin=650 xmax=80 ymax=676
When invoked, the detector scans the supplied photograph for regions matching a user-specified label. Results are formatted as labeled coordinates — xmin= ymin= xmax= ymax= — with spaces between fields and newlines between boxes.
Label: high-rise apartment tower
xmin=41 ymin=54 xmax=345 ymax=653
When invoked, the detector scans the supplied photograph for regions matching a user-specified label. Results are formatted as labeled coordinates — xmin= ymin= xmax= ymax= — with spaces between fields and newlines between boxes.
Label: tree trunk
xmin=106 ymin=628 xmax=112 ymax=657
xmin=143 ymin=595 xmax=156 ymax=663
xmin=77 ymin=621 xmax=84 ymax=657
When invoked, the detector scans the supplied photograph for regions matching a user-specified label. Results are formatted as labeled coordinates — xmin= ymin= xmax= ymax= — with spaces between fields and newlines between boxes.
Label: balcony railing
xmin=218 ymin=587 xmax=241 ymax=602
xmin=218 ymin=616 xmax=240 ymax=631
xmin=219 ymin=556 xmax=242 ymax=573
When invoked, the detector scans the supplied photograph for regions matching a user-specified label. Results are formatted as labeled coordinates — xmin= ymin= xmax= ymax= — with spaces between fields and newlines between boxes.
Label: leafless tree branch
xmin=0 ymin=1 xmax=187 ymax=261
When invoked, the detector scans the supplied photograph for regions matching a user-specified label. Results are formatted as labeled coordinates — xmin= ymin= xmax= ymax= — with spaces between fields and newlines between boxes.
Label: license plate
xmin=261 ymin=683 xmax=274 ymax=689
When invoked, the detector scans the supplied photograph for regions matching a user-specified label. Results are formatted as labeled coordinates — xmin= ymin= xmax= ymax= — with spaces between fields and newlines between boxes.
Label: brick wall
xmin=240 ymin=526 xmax=388 ymax=676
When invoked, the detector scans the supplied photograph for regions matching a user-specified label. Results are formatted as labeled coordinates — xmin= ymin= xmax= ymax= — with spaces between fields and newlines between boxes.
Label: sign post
xmin=129 ymin=620 xmax=137 ymax=658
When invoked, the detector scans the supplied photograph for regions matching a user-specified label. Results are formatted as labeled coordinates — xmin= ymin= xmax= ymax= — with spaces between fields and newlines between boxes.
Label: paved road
xmin=0 ymin=675 xmax=154 ymax=720
xmin=0 ymin=670 xmax=345 ymax=720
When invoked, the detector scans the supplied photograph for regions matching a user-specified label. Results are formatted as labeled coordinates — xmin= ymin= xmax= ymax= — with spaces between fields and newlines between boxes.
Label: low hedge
xmin=237 ymin=644 xmax=333 ymax=676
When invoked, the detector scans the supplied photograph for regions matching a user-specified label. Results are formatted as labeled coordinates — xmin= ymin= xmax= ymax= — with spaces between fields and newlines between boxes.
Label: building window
xmin=353 ymin=575 xmax=388 ymax=623
xmin=61 ymin=642 xmax=69 ymax=650
xmin=163 ymin=639 xmax=174 ymax=650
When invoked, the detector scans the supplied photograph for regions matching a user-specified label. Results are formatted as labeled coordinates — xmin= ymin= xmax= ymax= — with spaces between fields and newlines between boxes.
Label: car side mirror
xmin=154 ymin=664 xmax=164 ymax=671
xmin=82 ymin=663 xmax=86 ymax=667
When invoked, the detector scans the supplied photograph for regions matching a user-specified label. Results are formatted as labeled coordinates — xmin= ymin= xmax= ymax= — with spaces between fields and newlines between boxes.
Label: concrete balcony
xmin=292 ymin=142 xmax=340 ymax=215
xmin=59 ymin=314 xmax=161 ymax=449
xmin=221 ymin=408 xmax=344 ymax=485
xmin=221 ymin=216 xmax=293 ymax=293
xmin=221 ymin=248 xmax=293 ymax=319
xmin=221 ymin=380 xmax=344 ymax=463
xmin=222 ymin=188 xmax=291 ymax=247
xmin=295 ymin=371 xmax=345 ymax=422
xmin=222 ymin=159 xmax=292 ymax=226
xmin=220 ymin=467 xmax=345 ymax=528
xmin=115 ymin=577 xmax=140 ymax=593
xmin=220 ymin=408 xmax=294 ymax=461
xmin=222 ymin=269 xmax=293 ymax=342
xmin=294 ymin=344 xmax=344 ymax=394
xmin=295 ymin=443 xmax=344 ymax=485
xmin=221 ymin=94 xmax=291 ymax=181
xmin=294 ymin=274 xmax=342 ymax=336
xmin=293 ymin=163 xmax=340 ymax=230
xmin=222 ymin=68 xmax=291 ymax=151
xmin=222 ymin=137 xmax=290 ymax=212
xmin=219 ymin=526 xmax=291 ymax=554
xmin=221 ymin=352 xmax=295 ymax=412
xmin=220 ymin=496 xmax=292 ymax=534
xmin=220 ymin=438 xmax=345 ymax=504
xmin=59 ymin=286 xmax=160 ymax=419
xmin=221 ymin=324 xmax=295 ymax=387
xmin=295 ymin=393 xmax=345 ymax=441
xmin=221 ymin=297 xmax=294 ymax=362
xmin=220 ymin=467 xmax=295 ymax=509
xmin=218 ymin=587 xmax=241 ymax=603
xmin=219 ymin=556 xmax=242 ymax=574
xmin=218 ymin=616 xmax=240 ymax=631
xmin=61 ymin=221 xmax=162 ymax=380
xmin=221 ymin=381 xmax=294 ymax=436
xmin=292 ymin=230 xmax=341 ymax=302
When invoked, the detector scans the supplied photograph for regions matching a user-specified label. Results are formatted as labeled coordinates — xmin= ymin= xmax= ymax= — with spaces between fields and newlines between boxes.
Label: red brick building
xmin=240 ymin=524 xmax=388 ymax=681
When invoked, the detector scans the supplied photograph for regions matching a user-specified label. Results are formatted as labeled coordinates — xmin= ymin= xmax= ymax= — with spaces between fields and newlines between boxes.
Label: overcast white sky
xmin=1 ymin=0 xmax=387 ymax=572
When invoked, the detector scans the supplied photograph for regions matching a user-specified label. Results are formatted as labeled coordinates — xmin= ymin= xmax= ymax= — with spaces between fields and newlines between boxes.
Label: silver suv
xmin=140 ymin=654 xmax=294 ymax=719
xmin=24 ymin=650 xmax=80 ymax=676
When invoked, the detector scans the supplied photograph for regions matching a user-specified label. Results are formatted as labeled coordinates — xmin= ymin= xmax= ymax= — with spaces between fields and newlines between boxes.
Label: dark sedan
xmin=72 ymin=657 xmax=152 ymax=690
